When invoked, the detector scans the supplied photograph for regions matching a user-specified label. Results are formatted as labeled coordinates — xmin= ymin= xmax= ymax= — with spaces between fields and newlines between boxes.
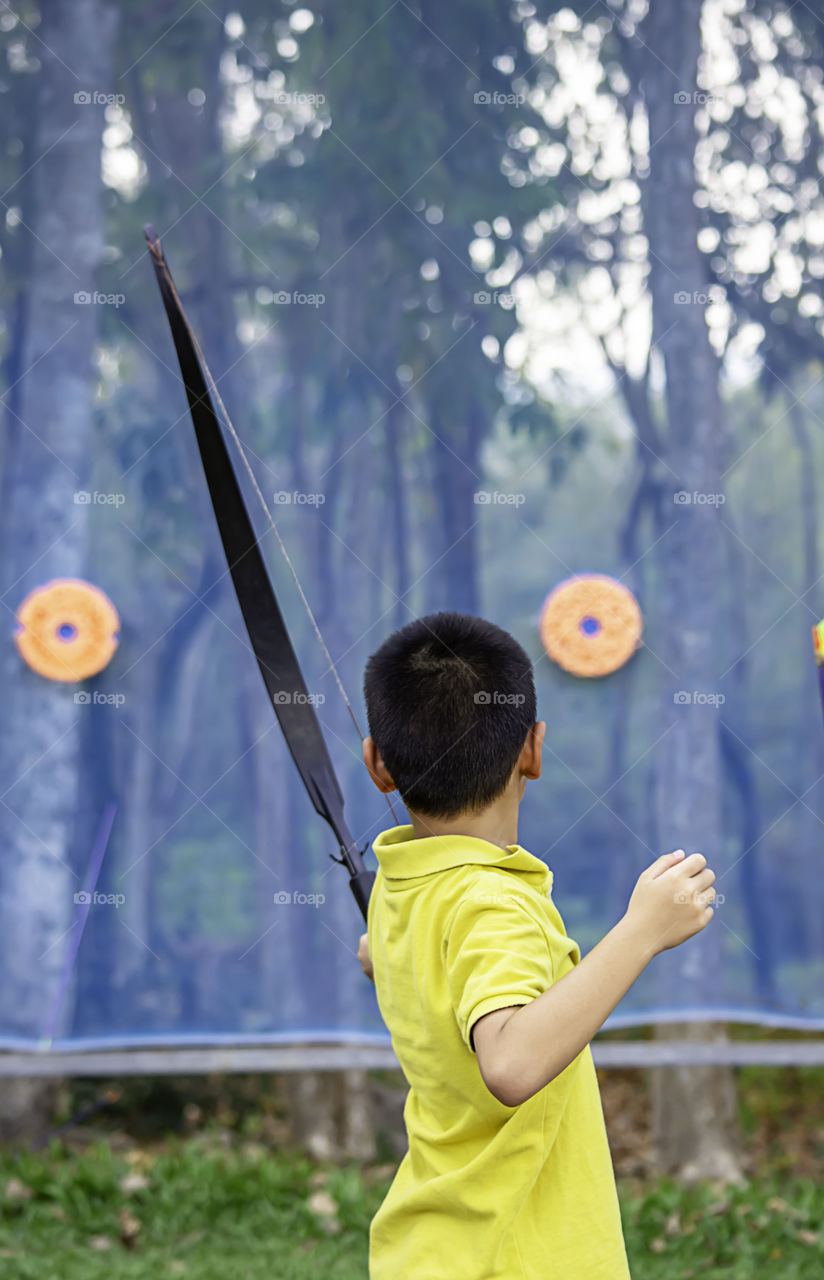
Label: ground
xmin=0 ymin=1037 xmax=822 ymax=1279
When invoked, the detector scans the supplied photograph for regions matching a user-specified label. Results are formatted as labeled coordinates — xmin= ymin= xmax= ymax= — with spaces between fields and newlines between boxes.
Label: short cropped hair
xmin=363 ymin=612 xmax=537 ymax=819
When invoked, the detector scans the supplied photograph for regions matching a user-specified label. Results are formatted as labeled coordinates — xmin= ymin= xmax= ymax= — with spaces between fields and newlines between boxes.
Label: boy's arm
xmin=474 ymin=850 xmax=716 ymax=1108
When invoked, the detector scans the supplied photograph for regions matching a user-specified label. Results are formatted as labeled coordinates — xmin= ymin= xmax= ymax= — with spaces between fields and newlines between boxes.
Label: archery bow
xmin=144 ymin=225 xmax=393 ymax=922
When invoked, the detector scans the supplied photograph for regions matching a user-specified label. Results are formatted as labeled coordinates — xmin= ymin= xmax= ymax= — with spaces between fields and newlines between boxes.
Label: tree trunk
xmin=638 ymin=0 xmax=743 ymax=1182
xmin=788 ymin=395 xmax=824 ymax=958
xmin=718 ymin=502 xmax=778 ymax=1009
xmin=283 ymin=1067 xmax=374 ymax=1162
xmin=650 ymin=1023 xmax=744 ymax=1182
xmin=427 ymin=406 xmax=481 ymax=615
xmin=0 ymin=0 xmax=118 ymax=1138
xmin=385 ymin=398 xmax=411 ymax=629
xmin=608 ymin=362 xmax=665 ymax=855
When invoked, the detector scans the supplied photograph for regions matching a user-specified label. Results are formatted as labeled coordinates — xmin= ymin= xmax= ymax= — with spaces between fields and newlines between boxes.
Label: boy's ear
xmin=362 ymin=736 xmax=398 ymax=795
xmin=520 ymin=721 xmax=546 ymax=781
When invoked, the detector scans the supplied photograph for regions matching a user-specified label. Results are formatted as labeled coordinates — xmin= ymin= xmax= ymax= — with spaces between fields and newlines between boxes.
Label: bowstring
xmin=149 ymin=237 xmax=401 ymax=826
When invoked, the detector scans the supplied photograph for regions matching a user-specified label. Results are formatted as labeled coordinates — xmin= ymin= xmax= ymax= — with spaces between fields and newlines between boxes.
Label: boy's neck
xmin=408 ymin=794 xmax=521 ymax=852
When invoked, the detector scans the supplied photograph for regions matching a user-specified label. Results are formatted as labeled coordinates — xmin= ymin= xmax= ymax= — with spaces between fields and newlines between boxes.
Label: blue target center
xmin=57 ymin=623 xmax=77 ymax=642
xmin=579 ymin=616 xmax=601 ymax=637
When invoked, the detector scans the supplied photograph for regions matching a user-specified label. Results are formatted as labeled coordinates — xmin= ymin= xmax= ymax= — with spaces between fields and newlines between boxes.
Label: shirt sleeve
xmin=445 ymin=885 xmax=553 ymax=1053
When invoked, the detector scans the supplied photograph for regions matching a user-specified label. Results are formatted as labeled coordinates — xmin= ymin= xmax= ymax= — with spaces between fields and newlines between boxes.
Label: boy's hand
xmin=623 ymin=849 xmax=717 ymax=957
xmin=358 ymin=933 xmax=374 ymax=983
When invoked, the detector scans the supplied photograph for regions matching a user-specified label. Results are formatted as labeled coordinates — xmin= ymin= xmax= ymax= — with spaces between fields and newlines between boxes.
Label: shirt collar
xmin=372 ymin=823 xmax=553 ymax=892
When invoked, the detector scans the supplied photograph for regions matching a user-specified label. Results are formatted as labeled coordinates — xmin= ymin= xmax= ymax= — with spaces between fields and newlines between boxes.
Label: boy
xmin=358 ymin=611 xmax=717 ymax=1279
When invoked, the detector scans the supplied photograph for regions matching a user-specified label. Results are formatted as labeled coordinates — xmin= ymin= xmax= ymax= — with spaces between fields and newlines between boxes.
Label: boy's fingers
xmin=647 ymin=849 xmax=686 ymax=879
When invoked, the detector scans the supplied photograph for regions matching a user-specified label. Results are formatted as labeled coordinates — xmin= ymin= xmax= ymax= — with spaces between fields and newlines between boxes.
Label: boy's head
xmin=363 ymin=612 xmax=539 ymax=820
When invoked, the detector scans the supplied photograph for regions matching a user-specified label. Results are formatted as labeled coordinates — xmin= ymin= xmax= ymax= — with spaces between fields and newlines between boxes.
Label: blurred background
xmin=1 ymin=0 xmax=824 ymax=1213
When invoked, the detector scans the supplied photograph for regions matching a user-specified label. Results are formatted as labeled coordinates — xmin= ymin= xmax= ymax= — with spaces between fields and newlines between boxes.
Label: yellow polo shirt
xmin=367 ymin=824 xmax=630 ymax=1280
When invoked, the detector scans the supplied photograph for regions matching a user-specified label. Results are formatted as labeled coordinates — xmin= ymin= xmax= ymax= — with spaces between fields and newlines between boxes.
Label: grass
xmin=621 ymin=1175 xmax=824 ymax=1279
xmin=0 ymin=1139 xmax=381 ymax=1279
xmin=1 ymin=1138 xmax=823 ymax=1279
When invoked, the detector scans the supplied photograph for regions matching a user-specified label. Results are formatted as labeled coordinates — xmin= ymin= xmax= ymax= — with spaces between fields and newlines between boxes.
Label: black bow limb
xmin=144 ymin=225 xmax=375 ymax=922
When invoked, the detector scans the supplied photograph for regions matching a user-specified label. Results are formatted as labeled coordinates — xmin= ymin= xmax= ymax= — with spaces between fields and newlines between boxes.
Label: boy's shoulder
xmin=442 ymin=861 xmax=553 ymax=933
xmin=442 ymin=859 xmax=577 ymax=968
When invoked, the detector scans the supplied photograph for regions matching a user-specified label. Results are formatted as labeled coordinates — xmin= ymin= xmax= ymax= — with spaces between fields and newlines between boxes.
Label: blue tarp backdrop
xmin=3 ymin=414 xmax=824 ymax=1052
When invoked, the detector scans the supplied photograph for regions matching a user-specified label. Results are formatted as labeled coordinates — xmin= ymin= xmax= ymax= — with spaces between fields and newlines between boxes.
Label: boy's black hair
xmin=363 ymin=611 xmax=537 ymax=819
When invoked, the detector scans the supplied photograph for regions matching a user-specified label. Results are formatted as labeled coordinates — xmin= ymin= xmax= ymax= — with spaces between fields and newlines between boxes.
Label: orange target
xmin=14 ymin=579 xmax=120 ymax=682
xmin=539 ymin=574 xmax=642 ymax=678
